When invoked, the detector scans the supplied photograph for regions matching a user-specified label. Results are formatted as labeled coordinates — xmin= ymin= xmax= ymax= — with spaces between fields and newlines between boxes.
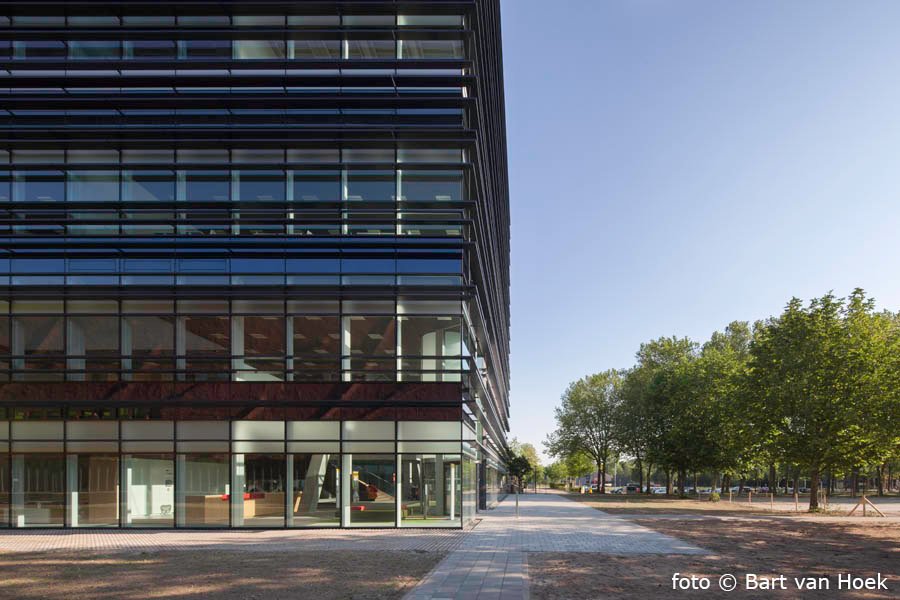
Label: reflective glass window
xmin=400 ymin=40 xmax=464 ymax=59
xmin=290 ymin=453 xmax=340 ymax=526
xmin=236 ymin=454 xmax=286 ymax=527
xmin=71 ymin=455 xmax=119 ymax=527
xmin=343 ymin=15 xmax=395 ymax=27
xmin=234 ymin=40 xmax=286 ymax=59
xmin=234 ymin=170 xmax=285 ymax=201
xmin=123 ymin=171 xmax=176 ymax=202
xmin=67 ymin=171 xmax=120 ymax=202
xmin=67 ymin=315 xmax=119 ymax=381
xmin=0 ymin=458 xmax=8 ymax=526
xmin=399 ymin=170 xmax=463 ymax=202
xmin=346 ymin=454 xmax=396 ymax=526
xmin=178 ymin=16 xmax=231 ymax=27
xmin=183 ymin=314 xmax=230 ymax=353
xmin=287 ymin=311 xmax=336 ymax=347
xmin=400 ymin=453 xmax=462 ymax=527
xmin=13 ymin=41 xmax=67 ymax=60
xmin=399 ymin=316 xmax=462 ymax=381
xmin=235 ymin=314 xmax=285 ymax=381
xmin=12 ymin=315 xmax=65 ymax=379
xmin=68 ymin=16 xmax=121 ymax=27
xmin=177 ymin=454 xmax=229 ymax=527
xmin=182 ymin=171 xmax=229 ymax=202
xmin=69 ymin=41 xmax=121 ymax=60
xmin=398 ymin=15 xmax=464 ymax=27
xmin=13 ymin=171 xmax=65 ymax=202
xmin=346 ymin=170 xmax=395 ymax=202
xmin=346 ymin=40 xmax=396 ymax=59
xmin=122 ymin=316 xmax=174 ymax=379
xmin=0 ymin=171 xmax=9 ymax=202
xmin=288 ymin=16 xmax=340 ymax=27
xmin=12 ymin=455 xmax=65 ymax=527
xmin=292 ymin=170 xmax=340 ymax=202
xmin=123 ymin=16 xmax=176 ymax=27
xmin=123 ymin=454 xmax=174 ymax=527
xmin=343 ymin=315 xmax=396 ymax=380
xmin=179 ymin=40 xmax=232 ymax=60
xmin=124 ymin=40 xmax=177 ymax=60
xmin=290 ymin=40 xmax=341 ymax=59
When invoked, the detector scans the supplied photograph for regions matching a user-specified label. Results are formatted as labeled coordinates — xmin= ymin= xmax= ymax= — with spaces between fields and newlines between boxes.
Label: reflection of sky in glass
xmin=124 ymin=171 xmax=176 ymax=201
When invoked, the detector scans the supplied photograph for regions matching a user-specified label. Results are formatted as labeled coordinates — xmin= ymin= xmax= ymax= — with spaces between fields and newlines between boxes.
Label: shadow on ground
xmin=0 ymin=549 xmax=443 ymax=600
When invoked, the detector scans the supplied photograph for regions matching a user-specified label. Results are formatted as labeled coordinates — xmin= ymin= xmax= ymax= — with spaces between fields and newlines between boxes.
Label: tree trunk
xmin=678 ymin=468 xmax=687 ymax=497
xmin=693 ymin=472 xmax=699 ymax=496
xmin=851 ymin=467 xmax=859 ymax=498
xmin=738 ymin=477 xmax=745 ymax=495
xmin=598 ymin=458 xmax=607 ymax=494
xmin=636 ymin=457 xmax=644 ymax=493
xmin=808 ymin=468 xmax=820 ymax=511
xmin=721 ymin=473 xmax=730 ymax=494
xmin=665 ymin=470 xmax=672 ymax=495
xmin=769 ymin=463 xmax=776 ymax=494
xmin=877 ymin=463 xmax=886 ymax=497
xmin=645 ymin=463 xmax=653 ymax=494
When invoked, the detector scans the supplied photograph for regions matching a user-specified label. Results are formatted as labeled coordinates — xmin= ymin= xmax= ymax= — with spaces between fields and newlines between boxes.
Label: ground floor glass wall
xmin=12 ymin=455 xmax=65 ymax=527
xmin=123 ymin=454 xmax=174 ymax=527
xmin=0 ymin=418 xmax=476 ymax=528
xmin=291 ymin=453 xmax=340 ymax=527
xmin=399 ymin=453 xmax=461 ymax=527
xmin=71 ymin=454 xmax=119 ymax=527
xmin=176 ymin=454 xmax=230 ymax=528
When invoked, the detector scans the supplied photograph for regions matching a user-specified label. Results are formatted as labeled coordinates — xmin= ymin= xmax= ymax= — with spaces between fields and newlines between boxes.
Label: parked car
xmin=625 ymin=484 xmax=641 ymax=493
xmin=651 ymin=487 xmax=667 ymax=494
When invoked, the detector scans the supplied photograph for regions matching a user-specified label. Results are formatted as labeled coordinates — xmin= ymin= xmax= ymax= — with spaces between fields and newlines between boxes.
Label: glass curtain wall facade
xmin=0 ymin=0 xmax=510 ymax=528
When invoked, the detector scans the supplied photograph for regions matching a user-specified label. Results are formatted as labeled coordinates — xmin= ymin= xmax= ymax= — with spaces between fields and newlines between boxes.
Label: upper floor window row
xmin=3 ymin=39 xmax=465 ymax=61
xmin=1 ymin=148 xmax=465 ymax=166
xmin=2 ymin=15 xmax=464 ymax=28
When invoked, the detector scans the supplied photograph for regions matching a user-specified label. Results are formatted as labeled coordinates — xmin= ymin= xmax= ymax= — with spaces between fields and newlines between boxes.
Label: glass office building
xmin=0 ymin=1 xmax=510 ymax=528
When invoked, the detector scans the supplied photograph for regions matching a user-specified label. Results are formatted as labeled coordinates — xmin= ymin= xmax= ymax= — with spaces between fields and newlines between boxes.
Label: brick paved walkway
xmin=404 ymin=491 xmax=705 ymax=600
xmin=0 ymin=526 xmax=466 ymax=554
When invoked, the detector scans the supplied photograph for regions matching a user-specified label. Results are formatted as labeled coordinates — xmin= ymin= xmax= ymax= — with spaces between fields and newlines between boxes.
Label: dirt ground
xmin=0 ymin=549 xmax=442 ymax=600
xmin=529 ymin=517 xmax=900 ymax=599
xmin=567 ymin=492 xmax=900 ymax=516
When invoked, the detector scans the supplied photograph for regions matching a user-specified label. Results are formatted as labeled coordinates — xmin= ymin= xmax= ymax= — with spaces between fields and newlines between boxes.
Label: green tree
xmin=696 ymin=322 xmax=754 ymax=492
xmin=634 ymin=336 xmax=698 ymax=494
xmin=501 ymin=441 xmax=534 ymax=492
xmin=544 ymin=461 xmax=568 ymax=485
xmin=546 ymin=370 xmax=622 ymax=493
xmin=746 ymin=290 xmax=896 ymax=510
xmin=564 ymin=450 xmax=594 ymax=481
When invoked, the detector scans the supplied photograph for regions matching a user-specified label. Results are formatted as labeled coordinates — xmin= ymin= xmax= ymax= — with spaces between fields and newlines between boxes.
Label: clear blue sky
xmin=502 ymin=1 xmax=900 ymax=460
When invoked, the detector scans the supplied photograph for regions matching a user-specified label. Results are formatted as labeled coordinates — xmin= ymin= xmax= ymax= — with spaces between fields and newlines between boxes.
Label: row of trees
xmin=545 ymin=289 xmax=900 ymax=509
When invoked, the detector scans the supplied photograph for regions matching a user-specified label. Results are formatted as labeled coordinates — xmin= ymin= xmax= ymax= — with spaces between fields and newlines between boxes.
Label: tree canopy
xmin=546 ymin=289 xmax=900 ymax=510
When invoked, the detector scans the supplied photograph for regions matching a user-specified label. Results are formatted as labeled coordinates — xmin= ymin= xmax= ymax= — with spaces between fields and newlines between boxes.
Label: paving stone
xmin=402 ymin=491 xmax=705 ymax=600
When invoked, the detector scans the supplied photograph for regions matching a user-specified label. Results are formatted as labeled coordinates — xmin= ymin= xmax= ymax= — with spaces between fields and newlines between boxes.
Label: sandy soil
xmin=0 ymin=549 xmax=442 ymax=600
xmin=566 ymin=492 xmax=900 ymax=516
xmin=529 ymin=518 xmax=900 ymax=599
